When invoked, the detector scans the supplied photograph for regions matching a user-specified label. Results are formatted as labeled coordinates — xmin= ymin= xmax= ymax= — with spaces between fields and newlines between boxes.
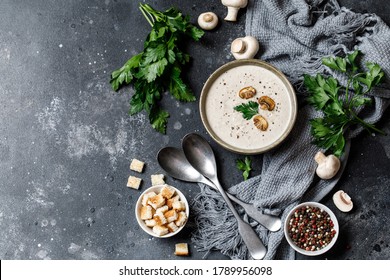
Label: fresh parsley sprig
xmin=304 ymin=50 xmax=386 ymax=157
xmin=234 ymin=101 xmax=259 ymax=120
xmin=236 ymin=156 xmax=252 ymax=181
xmin=110 ymin=3 xmax=204 ymax=133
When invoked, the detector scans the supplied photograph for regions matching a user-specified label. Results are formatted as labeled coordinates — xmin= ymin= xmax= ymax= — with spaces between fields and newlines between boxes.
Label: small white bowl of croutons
xmin=135 ymin=184 xmax=189 ymax=238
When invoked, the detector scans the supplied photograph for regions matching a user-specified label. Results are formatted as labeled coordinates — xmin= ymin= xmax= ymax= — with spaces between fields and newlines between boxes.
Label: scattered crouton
xmin=130 ymin=159 xmax=145 ymax=173
xmin=151 ymin=174 xmax=165 ymax=186
xmin=127 ymin=176 xmax=142 ymax=190
xmin=175 ymin=243 xmax=189 ymax=256
xmin=153 ymin=225 xmax=168 ymax=236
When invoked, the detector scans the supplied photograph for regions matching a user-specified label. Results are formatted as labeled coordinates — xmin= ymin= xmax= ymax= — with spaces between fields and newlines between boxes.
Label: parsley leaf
xmin=150 ymin=107 xmax=169 ymax=134
xmin=234 ymin=101 xmax=259 ymax=120
xmin=110 ymin=53 xmax=143 ymax=91
xmin=356 ymin=62 xmax=385 ymax=90
xmin=304 ymin=74 xmax=331 ymax=110
xmin=139 ymin=58 xmax=168 ymax=83
xmin=110 ymin=3 xmax=204 ymax=133
xmin=187 ymin=25 xmax=205 ymax=41
xmin=305 ymin=50 xmax=386 ymax=156
xmin=168 ymin=66 xmax=196 ymax=102
xmin=236 ymin=157 xmax=252 ymax=181
xmin=310 ymin=117 xmax=347 ymax=157
xmin=142 ymin=44 xmax=166 ymax=66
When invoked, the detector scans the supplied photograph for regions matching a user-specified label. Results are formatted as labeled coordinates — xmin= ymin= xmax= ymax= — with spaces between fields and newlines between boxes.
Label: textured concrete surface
xmin=0 ymin=0 xmax=389 ymax=260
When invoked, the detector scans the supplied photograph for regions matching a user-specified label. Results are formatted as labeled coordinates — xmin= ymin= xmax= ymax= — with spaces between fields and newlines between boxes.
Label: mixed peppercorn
xmin=288 ymin=205 xmax=336 ymax=251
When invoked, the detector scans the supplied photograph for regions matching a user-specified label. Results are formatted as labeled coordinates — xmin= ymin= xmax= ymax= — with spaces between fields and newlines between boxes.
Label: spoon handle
xmin=212 ymin=179 xmax=267 ymax=260
xmin=236 ymin=218 xmax=268 ymax=260
xmin=226 ymin=194 xmax=281 ymax=232
xmin=201 ymin=177 xmax=281 ymax=232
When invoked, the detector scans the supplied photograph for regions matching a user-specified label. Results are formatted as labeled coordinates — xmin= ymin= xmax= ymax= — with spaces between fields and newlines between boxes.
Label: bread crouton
xmin=151 ymin=174 xmax=165 ymax=186
xmin=154 ymin=212 xmax=167 ymax=225
xmin=172 ymin=201 xmax=186 ymax=212
xmin=156 ymin=205 xmax=169 ymax=214
xmin=145 ymin=219 xmax=157 ymax=227
xmin=148 ymin=193 xmax=165 ymax=209
xmin=167 ymin=195 xmax=180 ymax=209
xmin=167 ymin=222 xmax=179 ymax=233
xmin=164 ymin=209 xmax=178 ymax=223
xmin=153 ymin=225 xmax=168 ymax=236
xmin=160 ymin=185 xmax=175 ymax=199
xmin=141 ymin=192 xmax=157 ymax=206
xmin=127 ymin=176 xmax=142 ymax=189
xmin=130 ymin=159 xmax=145 ymax=173
xmin=175 ymin=211 xmax=187 ymax=227
xmin=175 ymin=243 xmax=189 ymax=256
xmin=140 ymin=205 xmax=153 ymax=220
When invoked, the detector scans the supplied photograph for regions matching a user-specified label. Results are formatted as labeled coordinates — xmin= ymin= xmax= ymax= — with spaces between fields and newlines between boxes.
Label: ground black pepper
xmin=288 ymin=205 xmax=336 ymax=251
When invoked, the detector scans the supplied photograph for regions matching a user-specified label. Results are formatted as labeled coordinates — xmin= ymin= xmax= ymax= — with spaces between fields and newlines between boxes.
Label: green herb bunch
xmin=304 ymin=50 xmax=385 ymax=157
xmin=110 ymin=3 xmax=204 ymax=133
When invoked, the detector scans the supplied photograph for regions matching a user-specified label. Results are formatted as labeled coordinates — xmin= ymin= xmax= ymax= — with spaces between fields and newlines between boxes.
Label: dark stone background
xmin=0 ymin=0 xmax=388 ymax=260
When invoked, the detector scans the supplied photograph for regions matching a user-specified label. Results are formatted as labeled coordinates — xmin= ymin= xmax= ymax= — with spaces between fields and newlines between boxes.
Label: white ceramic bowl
xmin=199 ymin=59 xmax=297 ymax=155
xmin=284 ymin=202 xmax=339 ymax=256
xmin=135 ymin=184 xmax=189 ymax=238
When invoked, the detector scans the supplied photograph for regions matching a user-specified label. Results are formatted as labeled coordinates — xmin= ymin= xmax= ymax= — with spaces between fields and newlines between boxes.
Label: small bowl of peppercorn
xmin=284 ymin=202 xmax=339 ymax=256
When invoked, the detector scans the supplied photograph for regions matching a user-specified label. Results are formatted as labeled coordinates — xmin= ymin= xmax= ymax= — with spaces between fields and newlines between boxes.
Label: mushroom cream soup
xmin=203 ymin=64 xmax=294 ymax=152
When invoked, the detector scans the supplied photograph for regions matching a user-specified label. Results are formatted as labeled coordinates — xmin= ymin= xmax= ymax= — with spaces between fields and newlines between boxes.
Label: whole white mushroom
xmin=231 ymin=36 xmax=259 ymax=60
xmin=314 ymin=151 xmax=341 ymax=180
xmin=197 ymin=12 xmax=218 ymax=30
xmin=221 ymin=0 xmax=248 ymax=22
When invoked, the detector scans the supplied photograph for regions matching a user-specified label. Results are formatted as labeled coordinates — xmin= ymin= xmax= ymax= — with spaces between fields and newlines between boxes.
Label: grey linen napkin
xmin=191 ymin=0 xmax=390 ymax=260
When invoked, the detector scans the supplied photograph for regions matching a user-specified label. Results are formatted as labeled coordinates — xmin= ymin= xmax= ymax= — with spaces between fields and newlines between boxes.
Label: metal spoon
xmin=157 ymin=147 xmax=281 ymax=232
xmin=182 ymin=133 xmax=267 ymax=260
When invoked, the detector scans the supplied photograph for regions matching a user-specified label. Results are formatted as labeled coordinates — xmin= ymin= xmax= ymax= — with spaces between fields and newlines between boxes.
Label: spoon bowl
xmin=181 ymin=135 xmax=217 ymax=179
xmin=157 ymin=147 xmax=209 ymax=185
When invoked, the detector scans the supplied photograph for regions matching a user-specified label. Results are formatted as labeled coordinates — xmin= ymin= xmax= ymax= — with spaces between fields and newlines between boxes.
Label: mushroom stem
xmin=222 ymin=0 xmax=248 ymax=22
xmin=203 ymin=14 xmax=213 ymax=22
xmin=340 ymin=192 xmax=352 ymax=205
xmin=225 ymin=6 xmax=240 ymax=21
xmin=231 ymin=39 xmax=247 ymax=53
xmin=314 ymin=151 xmax=327 ymax=164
